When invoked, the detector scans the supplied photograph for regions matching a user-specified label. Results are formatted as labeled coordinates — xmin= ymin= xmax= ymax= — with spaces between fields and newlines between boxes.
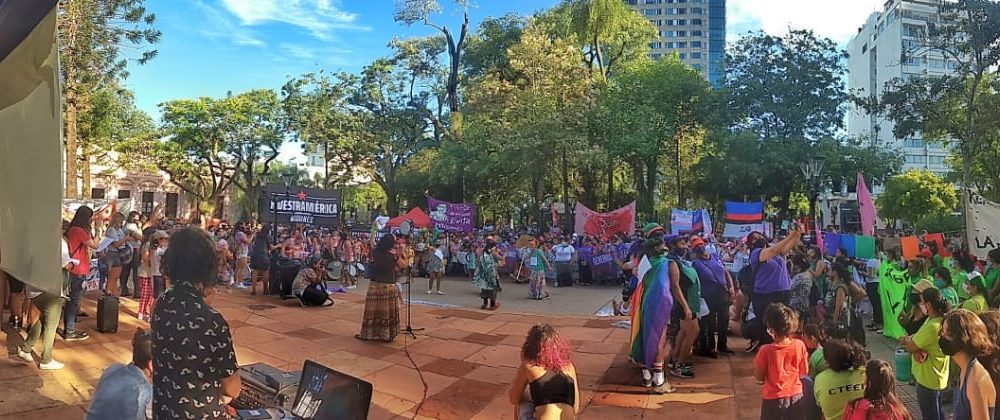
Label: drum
xmin=347 ymin=263 xmax=358 ymax=277
xmin=326 ymin=261 xmax=343 ymax=281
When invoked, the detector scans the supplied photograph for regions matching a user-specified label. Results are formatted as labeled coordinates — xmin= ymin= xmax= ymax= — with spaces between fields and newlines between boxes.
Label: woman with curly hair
xmin=509 ymin=324 xmax=579 ymax=420
xmin=940 ymin=309 xmax=997 ymax=420
xmin=977 ymin=311 xmax=1000 ymax=420
xmin=843 ymin=359 xmax=912 ymax=420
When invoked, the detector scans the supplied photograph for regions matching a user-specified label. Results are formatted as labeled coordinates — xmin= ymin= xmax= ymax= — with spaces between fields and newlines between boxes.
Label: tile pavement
xmin=1 ymin=286 xmax=766 ymax=419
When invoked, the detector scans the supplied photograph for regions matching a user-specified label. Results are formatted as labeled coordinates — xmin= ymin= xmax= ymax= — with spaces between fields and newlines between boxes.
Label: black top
xmin=369 ymin=251 xmax=398 ymax=284
xmin=529 ymin=370 xmax=576 ymax=408
xmin=151 ymin=283 xmax=239 ymax=419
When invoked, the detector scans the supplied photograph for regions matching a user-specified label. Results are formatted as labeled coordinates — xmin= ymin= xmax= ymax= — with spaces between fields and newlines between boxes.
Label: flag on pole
xmin=725 ymin=201 xmax=764 ymax=223
xmin=857 ymin=172 xmax=878 ymax=236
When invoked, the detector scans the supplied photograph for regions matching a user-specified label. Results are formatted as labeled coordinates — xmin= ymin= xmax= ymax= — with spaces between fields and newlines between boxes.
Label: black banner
xmin=259 ymin=185 xmax=343 ymax=226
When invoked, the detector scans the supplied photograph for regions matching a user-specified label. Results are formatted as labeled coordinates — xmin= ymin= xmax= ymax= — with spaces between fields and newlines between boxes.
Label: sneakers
xmin=16 ymin=350 xmax=33 ymax=363
xmin=641 ymin=369 xmax=653 ymax=388
xmin=426 ymin=290 xmax=434 ymax=295
xmin=670 ymin=363 xmax=695 ymax=378
xmin=746 ymin=340 xmax=761 ymax=353
xmin=346 ymin=285 xmax=357 ymax=290
xmin=652 ymin=380 xmax=676 ymax=394
xmin=435 ymin=290 xmax=446 ymax=295
xmin=39 ymin=360 xmax=64 ymax=370
xmin=63 ymin=331 xmax=90 ymax=342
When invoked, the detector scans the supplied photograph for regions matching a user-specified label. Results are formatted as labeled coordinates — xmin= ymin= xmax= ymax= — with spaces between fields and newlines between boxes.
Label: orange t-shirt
xmin=753 ymin=338 xmax=809 ymax=400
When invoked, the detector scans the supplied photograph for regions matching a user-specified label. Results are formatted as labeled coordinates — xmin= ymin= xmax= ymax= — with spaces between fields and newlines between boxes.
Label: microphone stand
xmin=400 ymin=229 xmax=423 ymax=339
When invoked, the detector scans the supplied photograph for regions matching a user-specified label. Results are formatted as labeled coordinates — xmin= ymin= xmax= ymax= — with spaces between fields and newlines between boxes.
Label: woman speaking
xmin=356 ymin=234 xmax=405 ymax=342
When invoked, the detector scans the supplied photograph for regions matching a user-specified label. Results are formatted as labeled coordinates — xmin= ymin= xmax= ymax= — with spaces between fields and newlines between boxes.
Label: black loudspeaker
xmin=96 ymin=295 xmax=119 ymax=333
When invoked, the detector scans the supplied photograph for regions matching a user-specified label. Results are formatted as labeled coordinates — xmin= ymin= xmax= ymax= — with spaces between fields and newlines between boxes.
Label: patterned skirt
xmin=137 ymin=276 xmax=154 ymax=321
xmin=357 ymin=282 xmax=400 ymax=342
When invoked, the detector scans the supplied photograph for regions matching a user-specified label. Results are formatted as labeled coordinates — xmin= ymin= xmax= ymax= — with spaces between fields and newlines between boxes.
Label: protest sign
xmin=900 ymin=236 xmax=920 ymax=261
xmin=575 ymin=202 xmax=636 ymax=240
xmin=260 ymin=186 xmax=342 ymax=226
xmin=878 ymin=262 xmax=911 ymax=339
xmin=428 ymin=197 xmax=476 ymax=232
xmin=671 ymin=209 xmax=694 ymax=235
xmin=966 ymin=189 xmax=1000 ymax=260
xmin=722 ymin=223 xmax=764 ymax=238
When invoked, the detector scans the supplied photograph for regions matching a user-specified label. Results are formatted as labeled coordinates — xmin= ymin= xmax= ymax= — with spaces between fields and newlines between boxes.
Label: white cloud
xmin=280 ymin=43 xmax=317 ymax=60
xmin=727 ymin=0 xmax=885 ymax=45
xmin=220 ymin=0 xmax=370 ymax=40
xmin=195 ymin=1 xmax=266 ymax=47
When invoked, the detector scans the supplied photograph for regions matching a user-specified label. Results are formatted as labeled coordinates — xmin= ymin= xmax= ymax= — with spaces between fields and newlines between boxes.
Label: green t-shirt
xmin=985 ymin=267 xmax=1000 ymax=292
xmin=941 ymin=286 xmax=960 ymax=309
xmin=809 ymin=347 xmax=826 ymax=379
xmin=528 ymin=249 xmax=547 ymax=273
xmin=962 ymin=294 xmax=989 ymax=313
xmin=912 ymin=316 xmax=950 ymax=390
xmin=814 ymin=368 xmax=866 ymax=420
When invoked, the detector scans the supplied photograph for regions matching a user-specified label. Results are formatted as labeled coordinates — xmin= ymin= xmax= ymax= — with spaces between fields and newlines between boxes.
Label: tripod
xmin=403 ymin=261 xmax=424 ymax=339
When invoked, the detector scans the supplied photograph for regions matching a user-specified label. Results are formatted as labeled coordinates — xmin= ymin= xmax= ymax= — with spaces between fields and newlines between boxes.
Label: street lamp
xmin=799 ymin=156 xmax=826 ymax=229
xmin=271 ymin=168 xmax=298 ymax=245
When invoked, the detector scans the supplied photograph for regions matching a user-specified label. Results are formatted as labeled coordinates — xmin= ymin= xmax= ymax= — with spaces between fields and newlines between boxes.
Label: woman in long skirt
xmin=356 ymin=234 xmax=403 ymax=342
xmin=526 ymin=238 xmax=551 ymax=300
xmin=475 ymin=242 xmax=500 ymax=310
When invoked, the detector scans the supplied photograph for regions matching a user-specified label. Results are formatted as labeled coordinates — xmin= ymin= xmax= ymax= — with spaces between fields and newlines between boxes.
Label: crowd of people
xmin=9 ymin=203 xmax=1000 ymax=420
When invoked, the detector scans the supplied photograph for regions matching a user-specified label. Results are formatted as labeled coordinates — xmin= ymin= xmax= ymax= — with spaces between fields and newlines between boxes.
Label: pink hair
xmin=522 ymin=324 xmax=573 ymax=371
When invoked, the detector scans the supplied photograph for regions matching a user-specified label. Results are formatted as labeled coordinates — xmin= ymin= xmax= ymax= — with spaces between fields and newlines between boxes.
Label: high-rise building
xmin=625 ymin=0 xmax=726 ymax=87
xmin=847 ymin=0 xmax=956 ymax=177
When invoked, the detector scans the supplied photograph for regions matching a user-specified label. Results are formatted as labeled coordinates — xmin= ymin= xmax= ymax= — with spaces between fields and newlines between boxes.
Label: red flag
xmin=576 ymin=202 xmax=636 ymax=240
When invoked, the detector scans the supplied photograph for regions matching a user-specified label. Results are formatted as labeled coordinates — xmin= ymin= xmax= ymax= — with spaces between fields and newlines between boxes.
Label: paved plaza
xmin=0 ymin=277 xmax=773 ymax=420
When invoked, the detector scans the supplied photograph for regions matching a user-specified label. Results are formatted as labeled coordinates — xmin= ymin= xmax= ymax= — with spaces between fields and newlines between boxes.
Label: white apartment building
xmin=847 ymin=0 xmax=958 ymax=177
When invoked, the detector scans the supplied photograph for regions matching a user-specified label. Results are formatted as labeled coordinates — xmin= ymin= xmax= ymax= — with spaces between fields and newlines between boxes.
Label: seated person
xmin=509 ymin=324 xmax=580 ymax=420
xmin=86 ymin=329 xmax=153 ymax=420
xmin=293 ymin=256 xmax=333 ymax=307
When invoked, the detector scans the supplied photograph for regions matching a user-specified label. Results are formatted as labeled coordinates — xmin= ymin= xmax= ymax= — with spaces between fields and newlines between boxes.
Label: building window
xmin=905 ymin=56 xmax=919 ymax=66
xmin=679 ymin=52 xmax=686 ymax=59
xmin=676 ymin=30 xmax=686 ymax=37
xmin=649 ymin=41 xmax=662 ymax=49
xmin=691 ymin=18 xmax=703 ymax=25
xmin=904 ymin=139 xmax=925 ymax=148
xmin=905 ymin=154 xmax=927 ymax=164
xmin=165 ymin=193 xmax=179 ymax=219
xmin=667 ymin=19 xmax=686 ymax=26
xmin=692 ymin=63 xmax=703 ymax=71
xmin=676 ymin=41 xmax=687 ymax=48
xmin=118 ymin=189 xmax=131 ymax=199
xmin=651 ymin=53 xmax=662 ymax=59
xmin=644 ymin=0 xmax=658 ymax=4
xmin=690 ymin=52 xmax=702 ymax=59
xmin=928 ymin=156 xmax=946 ymax=165
xmin=667 ymin=8 xmax=686 ymax=15
xmin=691 ymin=30 xmax=703 ymax=37
xmin=930 ymin=59 xmax=945 ymax=69
xmin=91 ymin=188 xmax=106 ymax=199
xmin=644 ymin=8 xmax=660 ymax=16
xmin=141 ymin=191 xmax=155 ymax=215
xmin=691 ymin=7 xmax=703 ymax=14
xmin=666 ymin=42 xmax=675 ymax=48
xmin=628 ymin=0 xmax=638 ymax=4
xmin=691 ymin=41 xmax=703 ymax=48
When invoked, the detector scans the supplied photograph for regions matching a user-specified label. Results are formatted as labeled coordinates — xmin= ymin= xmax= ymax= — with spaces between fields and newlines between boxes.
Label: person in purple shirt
xmin=578 ymin=238 xmax=595 ymax=286
xmin=747 ymin=224 xmax=803 ymax=349
xmin=691 ymin=236 xmax=737 ymax=357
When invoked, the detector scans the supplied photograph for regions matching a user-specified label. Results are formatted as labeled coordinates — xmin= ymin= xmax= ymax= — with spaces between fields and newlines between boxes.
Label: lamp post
xmin=272 ymin=168 xmax=297 ymax=245
xmin=799 ymin=156 xmax=826 ymax=229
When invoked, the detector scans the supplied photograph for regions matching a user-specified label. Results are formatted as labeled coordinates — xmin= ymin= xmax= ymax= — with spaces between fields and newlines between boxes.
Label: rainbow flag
xmin=629 ymin=255 xmax=674 ymax=368
xmin=725 ymin=201 xmax=764 ymax=223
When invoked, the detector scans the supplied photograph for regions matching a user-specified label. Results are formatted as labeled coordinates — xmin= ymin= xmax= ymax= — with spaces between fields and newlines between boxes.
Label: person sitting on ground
xmin=814 ymin=339 xmax=869 ymax=420
xmin=754 ymin=303 xmax=809 ymax=420
xmin=509 ymin=324 xmax=580 ymax=420
xmin=842 ymin=359 xmax=913 ymax=420
xmin=152 ymin=227 xmax=241 ymax=418
xmin=940 ymin=309 xmax=997 ymax=420
xmin=292 ymin=256 xmax=333 ymax=307
xmin=86 ymin=329 xmax=154 ymax=420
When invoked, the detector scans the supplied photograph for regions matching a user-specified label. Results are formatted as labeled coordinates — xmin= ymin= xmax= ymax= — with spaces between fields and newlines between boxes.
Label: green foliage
xmin=463 ymin=14 xmax=526 ymax=82
xmin=877 ymin=170 xmax=959 ymax=226
xmin=913 ymin=213 xmax=963 ymax=235
xmin=724 ymin=29 xmax=848 ymax=139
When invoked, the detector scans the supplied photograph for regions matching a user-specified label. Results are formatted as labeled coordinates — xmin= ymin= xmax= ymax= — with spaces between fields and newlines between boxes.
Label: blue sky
xmin=125 ymin=0 xmax=884 ymax=160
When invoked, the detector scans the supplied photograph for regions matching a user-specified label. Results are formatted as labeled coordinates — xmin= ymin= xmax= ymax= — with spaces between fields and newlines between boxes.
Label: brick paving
xmin=1 ymin=285 xmax=766 ymax=419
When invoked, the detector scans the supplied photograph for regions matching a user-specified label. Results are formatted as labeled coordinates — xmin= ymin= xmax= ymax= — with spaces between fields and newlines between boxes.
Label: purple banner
xmin=428 ymin=196 xmax=477 ymax=232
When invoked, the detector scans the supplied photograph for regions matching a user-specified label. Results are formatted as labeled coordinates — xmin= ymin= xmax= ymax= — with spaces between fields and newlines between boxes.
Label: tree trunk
xmin=606 ymin=158 xmax=614 ymax=209
xmin=644 ymin=158 xmax=657 ymax=221
xmin=213 ymin=194 xmax=226 ymax=220
xmin=633 ymin=163 xmax=648 ymax=219
xmin=64 ymin=91 xmax=79 ymax=198
xmin=562 ymin=147 xmax=571 ymax=232
xmin=81 ymin=151 xmax=91 ymax=198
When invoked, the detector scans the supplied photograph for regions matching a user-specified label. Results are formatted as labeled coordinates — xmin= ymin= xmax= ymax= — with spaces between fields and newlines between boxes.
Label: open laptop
xmin=288 ymin=359 xmax=373 ymax=420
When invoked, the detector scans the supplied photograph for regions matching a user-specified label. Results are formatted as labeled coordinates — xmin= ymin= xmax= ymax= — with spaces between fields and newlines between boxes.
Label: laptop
xmin=289 ymin=359 xmax=373 ymax=420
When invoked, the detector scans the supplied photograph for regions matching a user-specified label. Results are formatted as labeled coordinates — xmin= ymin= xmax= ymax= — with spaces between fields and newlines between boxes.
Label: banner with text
xmin=428 ymin=196 xmax=476 ymax=232
xmin=966 ymin=189 xmax=1000 ymax=260
xmin=574 ymin=201 xmax=636 ymax=240
xmin=722 ymin=223 xmax=764 ymax=239
xmin=260 ymin=185 xmax=342 ymax=226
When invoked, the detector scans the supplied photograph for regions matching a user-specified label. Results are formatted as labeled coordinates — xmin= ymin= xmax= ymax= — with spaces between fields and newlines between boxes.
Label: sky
xmin=125 ymin=0 xmax=887 ymax=161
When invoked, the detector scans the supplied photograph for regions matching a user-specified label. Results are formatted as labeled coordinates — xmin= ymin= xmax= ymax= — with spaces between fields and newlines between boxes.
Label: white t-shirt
xmin=151 ymin=247 xmax=166 ymax=276
xmin=866 ymin=258 xmax=881 ymax=283
xmin=125 ymin=222 xmax=142 ymax=248
xmin=553 ymin=244 xmax=576 ymax=262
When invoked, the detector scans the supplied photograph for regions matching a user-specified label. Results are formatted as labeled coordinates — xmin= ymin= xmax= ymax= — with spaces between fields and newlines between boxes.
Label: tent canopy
xmin=387 ymin=207 xmax=431 ymax=229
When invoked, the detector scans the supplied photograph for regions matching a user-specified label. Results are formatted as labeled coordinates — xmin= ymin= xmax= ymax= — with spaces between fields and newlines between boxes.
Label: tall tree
xmin=462 ymin=13 xmax=526 ymax=83
xmin=394 ymin=0 xmax=469 ymax=120
xmin=222 ymin=90 xmax=286 ymax=219
xmin=877 ymin=170 xmax=958 ymax=228
xmin=59 ymin=0 xmax=160 ymax=197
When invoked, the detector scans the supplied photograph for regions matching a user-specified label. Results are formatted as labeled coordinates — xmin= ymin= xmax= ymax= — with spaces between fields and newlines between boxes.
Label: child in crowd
xmin=801 ymin=323 xmax=826 ymax=379
xmin=842 ymin=359 xmax=913 ymax=420
xmin=754 ymin=303 xmax=810 ymax=420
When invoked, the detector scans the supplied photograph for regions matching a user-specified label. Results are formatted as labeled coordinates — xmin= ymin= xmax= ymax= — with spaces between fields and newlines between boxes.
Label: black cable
xmin=401 ymin=272 xmax=429 ymax=420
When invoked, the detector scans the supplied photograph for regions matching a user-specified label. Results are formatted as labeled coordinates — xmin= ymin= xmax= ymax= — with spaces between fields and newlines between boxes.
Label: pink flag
xmin=857 ymin=172 xmax=877 ymax=236
xmin=815 ymin=221 xmax=825 ymax=255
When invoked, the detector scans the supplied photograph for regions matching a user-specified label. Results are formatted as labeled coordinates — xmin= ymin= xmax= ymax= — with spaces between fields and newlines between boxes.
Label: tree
xmin=463 ymin=13 xmax=526 ymax=83
xmin=868 ymin=0 xmax=1000 ymax=193
xmin=394 ymin=0 xmax=469 ymax=119
xmin=601 ymin=55 xmax=711 ymax=218
xmin=76 ymin=85 xmax=157 ymax=196
xmin=59 ymin=0 xmax=160 ymax=197
xmin=223 ymin=90 xmax=286 ymax=220
xmin=723 ymin=29 xmax=849 ymax=216
xmin=877 ymin=170 xmax=958 ymax=227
